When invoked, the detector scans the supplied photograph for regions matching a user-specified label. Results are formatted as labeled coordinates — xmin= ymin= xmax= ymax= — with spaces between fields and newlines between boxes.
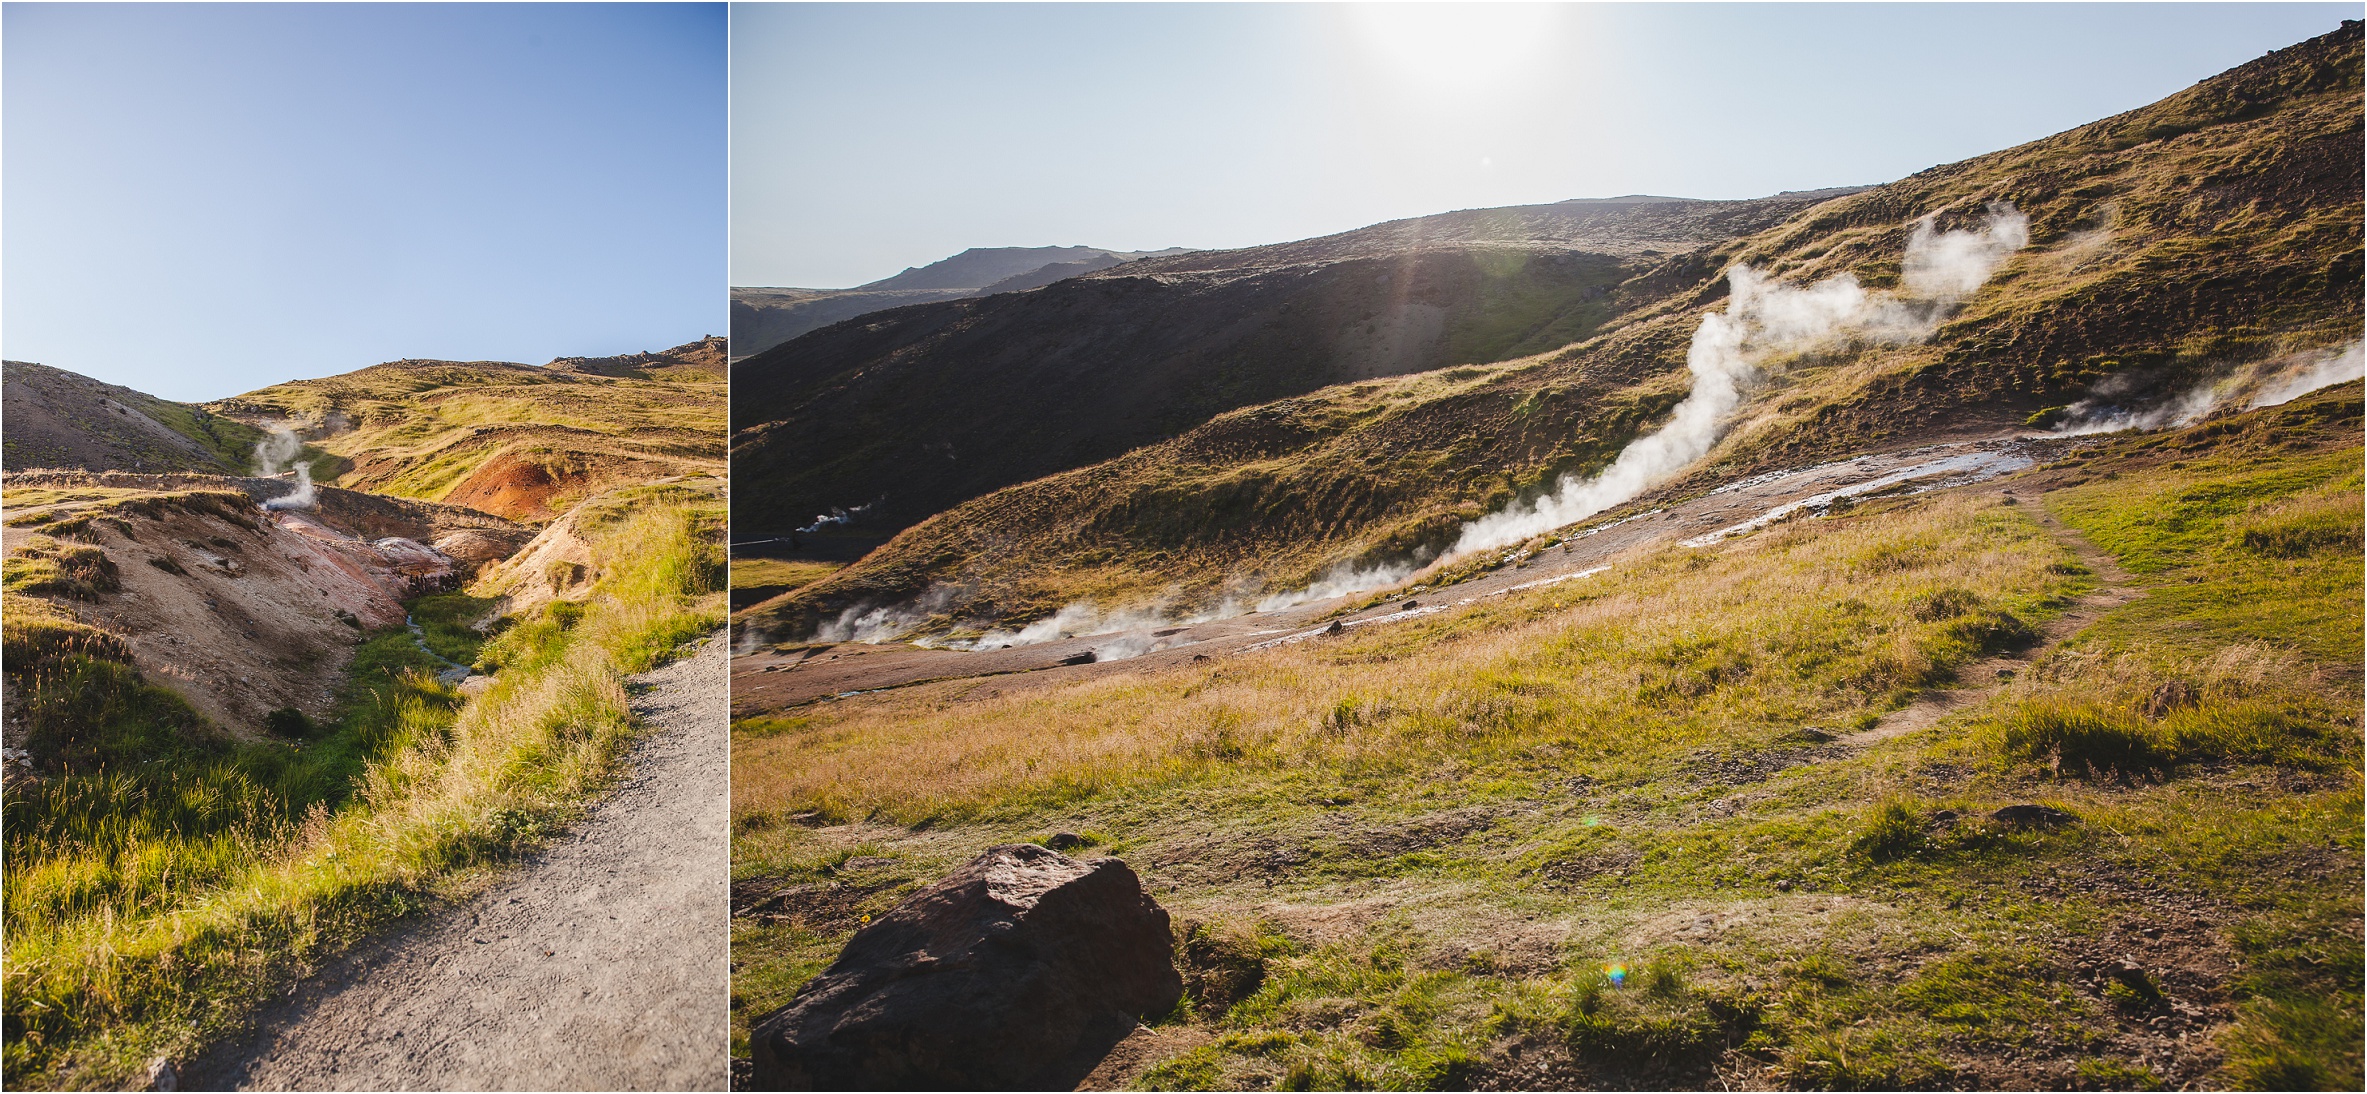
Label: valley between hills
xmin=1 ymin=338 xmax=729 ymax=1088
xmin=729 ymin=23 xmax=2363 ymax=1091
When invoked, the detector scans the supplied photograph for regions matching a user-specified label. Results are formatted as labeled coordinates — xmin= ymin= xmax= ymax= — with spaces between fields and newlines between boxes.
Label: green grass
xmin=2 ymin=536 xmax=120 ymax=600
xmin=731 ymin=392 xmax=2361 ymax=1088
xmin=2 ymin=478 xmax=727 ymax=1089
xmin=730 ymin=557 xmax=841 ymax=593
xmin=406 ymin=590 xmax=504 ymax=666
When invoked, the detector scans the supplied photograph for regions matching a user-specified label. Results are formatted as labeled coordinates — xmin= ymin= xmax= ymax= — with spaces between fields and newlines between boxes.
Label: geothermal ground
xmin=731 ymin=432 xmax=2060 ymax=713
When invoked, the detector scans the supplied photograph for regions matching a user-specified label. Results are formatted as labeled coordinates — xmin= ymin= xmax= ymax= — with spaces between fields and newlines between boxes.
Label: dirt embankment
xmin=2 ymin=474 xmax=525 ymax=741
xmin=469 ymin=499 xmax=603 ymax=619
xmin=191 ymin=633 xmax=731 ymax=1091
xmin=438 ymin=448 xmax=679 ymax=523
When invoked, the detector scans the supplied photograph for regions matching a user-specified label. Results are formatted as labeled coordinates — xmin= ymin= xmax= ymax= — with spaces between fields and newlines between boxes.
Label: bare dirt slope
xmin=2 ymin=473 xmax=531 ymax=739
xmin=193 ymin=634 xmax=729 ymax=1092
xmin=1 ymin=360 xmax=263 ymax=473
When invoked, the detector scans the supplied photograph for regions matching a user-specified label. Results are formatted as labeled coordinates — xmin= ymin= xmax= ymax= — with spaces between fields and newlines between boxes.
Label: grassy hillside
xmin=209 ymin=338 xmax=725 ymax=522
xmin=2 ymin=361 xmax=270 ymax=474
xmin=732 ymin=384 xmax=2361 ymax=1089
xmin=744 ymin=23 xmax=2361 ymax=641
xmin=3 ymin=477 xmax=726 ymax=1089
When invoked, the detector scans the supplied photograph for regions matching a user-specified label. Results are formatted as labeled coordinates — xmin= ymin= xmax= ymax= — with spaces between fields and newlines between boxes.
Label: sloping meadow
xmin=732 ymin=386 xmax=2361 ymax=1088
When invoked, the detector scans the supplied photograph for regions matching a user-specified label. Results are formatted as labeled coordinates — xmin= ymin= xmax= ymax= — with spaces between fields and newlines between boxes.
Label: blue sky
xmin=733 ymin=2 xmax=2357 ymax=289
xmin=4 ymin=3 xmax=725 ymax=401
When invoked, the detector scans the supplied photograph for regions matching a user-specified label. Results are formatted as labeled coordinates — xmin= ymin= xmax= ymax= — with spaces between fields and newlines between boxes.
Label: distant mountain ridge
xmin=858 ymin=245 xmax=1188 ymax=292
xmin=730 ymin=245 xmax=1191 ymax=358
xmin=1 ymin=336 xmax=724 ymax=523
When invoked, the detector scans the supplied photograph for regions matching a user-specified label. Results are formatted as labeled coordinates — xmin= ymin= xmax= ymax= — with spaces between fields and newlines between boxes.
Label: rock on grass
xmin=749 ymin=844 xmax=1182 ymax=1090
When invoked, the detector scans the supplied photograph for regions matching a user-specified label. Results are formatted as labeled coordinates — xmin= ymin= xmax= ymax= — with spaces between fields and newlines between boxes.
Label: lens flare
xmin=1603 ymin=963 xmax=1627 ymax=988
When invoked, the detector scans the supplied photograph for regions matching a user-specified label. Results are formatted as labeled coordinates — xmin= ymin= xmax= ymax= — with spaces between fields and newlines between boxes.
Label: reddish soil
xmin=441 ymin=453 xmax=585 ymax=521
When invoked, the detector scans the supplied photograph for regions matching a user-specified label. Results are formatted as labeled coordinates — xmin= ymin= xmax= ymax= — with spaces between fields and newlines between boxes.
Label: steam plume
xmin=2051 ymin=341 xmax=2364 ymax=435
xmin=793 ymin=204 xmax=2031 ymax=645
xmin=255 ymin=428 xmax=316 ymax=511
xmin=1442 ymin=203 xmax=2029 ymax=562
xmin=2250 ymin=341 xmax=2363 ymax=409
xmin=798 ymin=499 xmax=881 ymax=535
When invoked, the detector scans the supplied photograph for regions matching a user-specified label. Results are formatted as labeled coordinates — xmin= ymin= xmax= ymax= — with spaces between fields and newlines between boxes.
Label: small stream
xmin=405 ymin=614 xmax=475 ymax=686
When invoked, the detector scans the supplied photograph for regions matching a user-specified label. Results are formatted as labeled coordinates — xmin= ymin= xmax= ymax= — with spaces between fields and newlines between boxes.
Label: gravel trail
xmin=194 ymin=633 xmax=729 ymax=1091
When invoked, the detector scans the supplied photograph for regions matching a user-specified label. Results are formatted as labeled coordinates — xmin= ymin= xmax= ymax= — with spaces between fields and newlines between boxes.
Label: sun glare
xmin=1344 ymin=3 xmax=1570 ymax=95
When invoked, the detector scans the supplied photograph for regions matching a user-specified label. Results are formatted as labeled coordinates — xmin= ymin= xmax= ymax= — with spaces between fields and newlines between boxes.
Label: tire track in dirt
xmin=192 ymin=633 xmax=729 ymax=1092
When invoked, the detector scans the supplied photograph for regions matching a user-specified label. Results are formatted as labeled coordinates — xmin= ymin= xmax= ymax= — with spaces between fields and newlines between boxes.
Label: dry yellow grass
xmin=731 ymin=558 xmax=842 ymax=592
xmin=734 ymin=492 xmax=2075 ymax=825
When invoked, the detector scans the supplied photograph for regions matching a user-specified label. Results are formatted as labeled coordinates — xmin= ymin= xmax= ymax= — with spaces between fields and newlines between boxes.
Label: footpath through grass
xmin=731 ymin=388 xmax=2360 ymax=1089
xmin=3 ymin=478 xmax=726 ymax=1089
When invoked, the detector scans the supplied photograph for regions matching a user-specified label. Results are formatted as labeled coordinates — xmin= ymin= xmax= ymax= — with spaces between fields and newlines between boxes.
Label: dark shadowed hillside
xmin=732 ymin=192 xmax=1863 ymax=540
xmin=730 ymin=245 xmax=1191 ymax=359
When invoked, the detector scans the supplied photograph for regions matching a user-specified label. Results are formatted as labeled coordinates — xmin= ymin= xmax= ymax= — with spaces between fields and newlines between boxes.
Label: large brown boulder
xmin=748 ymin=844 xmax=1182 ymax=1090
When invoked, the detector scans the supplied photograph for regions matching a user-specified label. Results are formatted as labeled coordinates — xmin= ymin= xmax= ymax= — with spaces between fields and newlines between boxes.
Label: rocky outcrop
xmin=748 ymin=844 xmax=1181 ymax=1090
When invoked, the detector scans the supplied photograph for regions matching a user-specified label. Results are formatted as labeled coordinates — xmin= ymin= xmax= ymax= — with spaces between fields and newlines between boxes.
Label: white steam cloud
xmin=2052 ymin=341 xmax=2364 ymax=436
xmin=1443 ymin=203 xmax=2030 ymax=562
xmin=812 ymin=586 xmax=957 ymax=644
xmin=793 ymin=204 xmax=2032 ymax=646
xmin=1903 ymin=209 xmax=2032 ymax=299
xmin=2250 ymin=341 xmax=2364 ymax=409
xmin=255 ymin=428 xmax=316 ymax=511
xmin=798 ymin=499 xmax=881 ymax=535
xmin=1251 ymin=556 xmax=1425 ymax=614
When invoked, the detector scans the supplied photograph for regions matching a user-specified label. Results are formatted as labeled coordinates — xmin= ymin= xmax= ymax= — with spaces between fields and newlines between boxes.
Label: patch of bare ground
xmin=1077 ymin=1025 xmax=1220 ymax=1091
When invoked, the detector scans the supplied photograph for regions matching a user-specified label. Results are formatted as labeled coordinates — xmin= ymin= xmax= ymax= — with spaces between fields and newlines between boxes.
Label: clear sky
xmin=733 ymin=2 xmax=2356 ymax=289
xmin=4 ymin=3 xmax=725 ymax=401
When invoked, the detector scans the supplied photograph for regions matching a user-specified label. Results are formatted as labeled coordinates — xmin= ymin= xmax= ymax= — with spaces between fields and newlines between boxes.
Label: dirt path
xmin=1842 ymin=490 xmax=2144 ymax=748
xmin=193 ymin=633 xmax=729 ymax=1092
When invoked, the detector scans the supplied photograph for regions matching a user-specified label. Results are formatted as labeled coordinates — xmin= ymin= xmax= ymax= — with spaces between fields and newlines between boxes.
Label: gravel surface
xmin=193 ymin=633 xmax=729 ymax=1091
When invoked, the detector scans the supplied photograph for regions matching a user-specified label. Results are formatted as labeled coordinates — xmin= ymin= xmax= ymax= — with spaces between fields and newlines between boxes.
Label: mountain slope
xmin=732 ymin=193 xmax=1863 ymax=541
xmin=545 ymin=334 xmax=728 ymax=380
xmin=2 ymin=361 xmax=268 ymax=474
xmin=209 ymin=337 xmax=727 ymax=522
xmin=745 ymin=21 xmax=2362 ymax=640
xmin=730 ymin=246 xmax=1190 ymax=358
